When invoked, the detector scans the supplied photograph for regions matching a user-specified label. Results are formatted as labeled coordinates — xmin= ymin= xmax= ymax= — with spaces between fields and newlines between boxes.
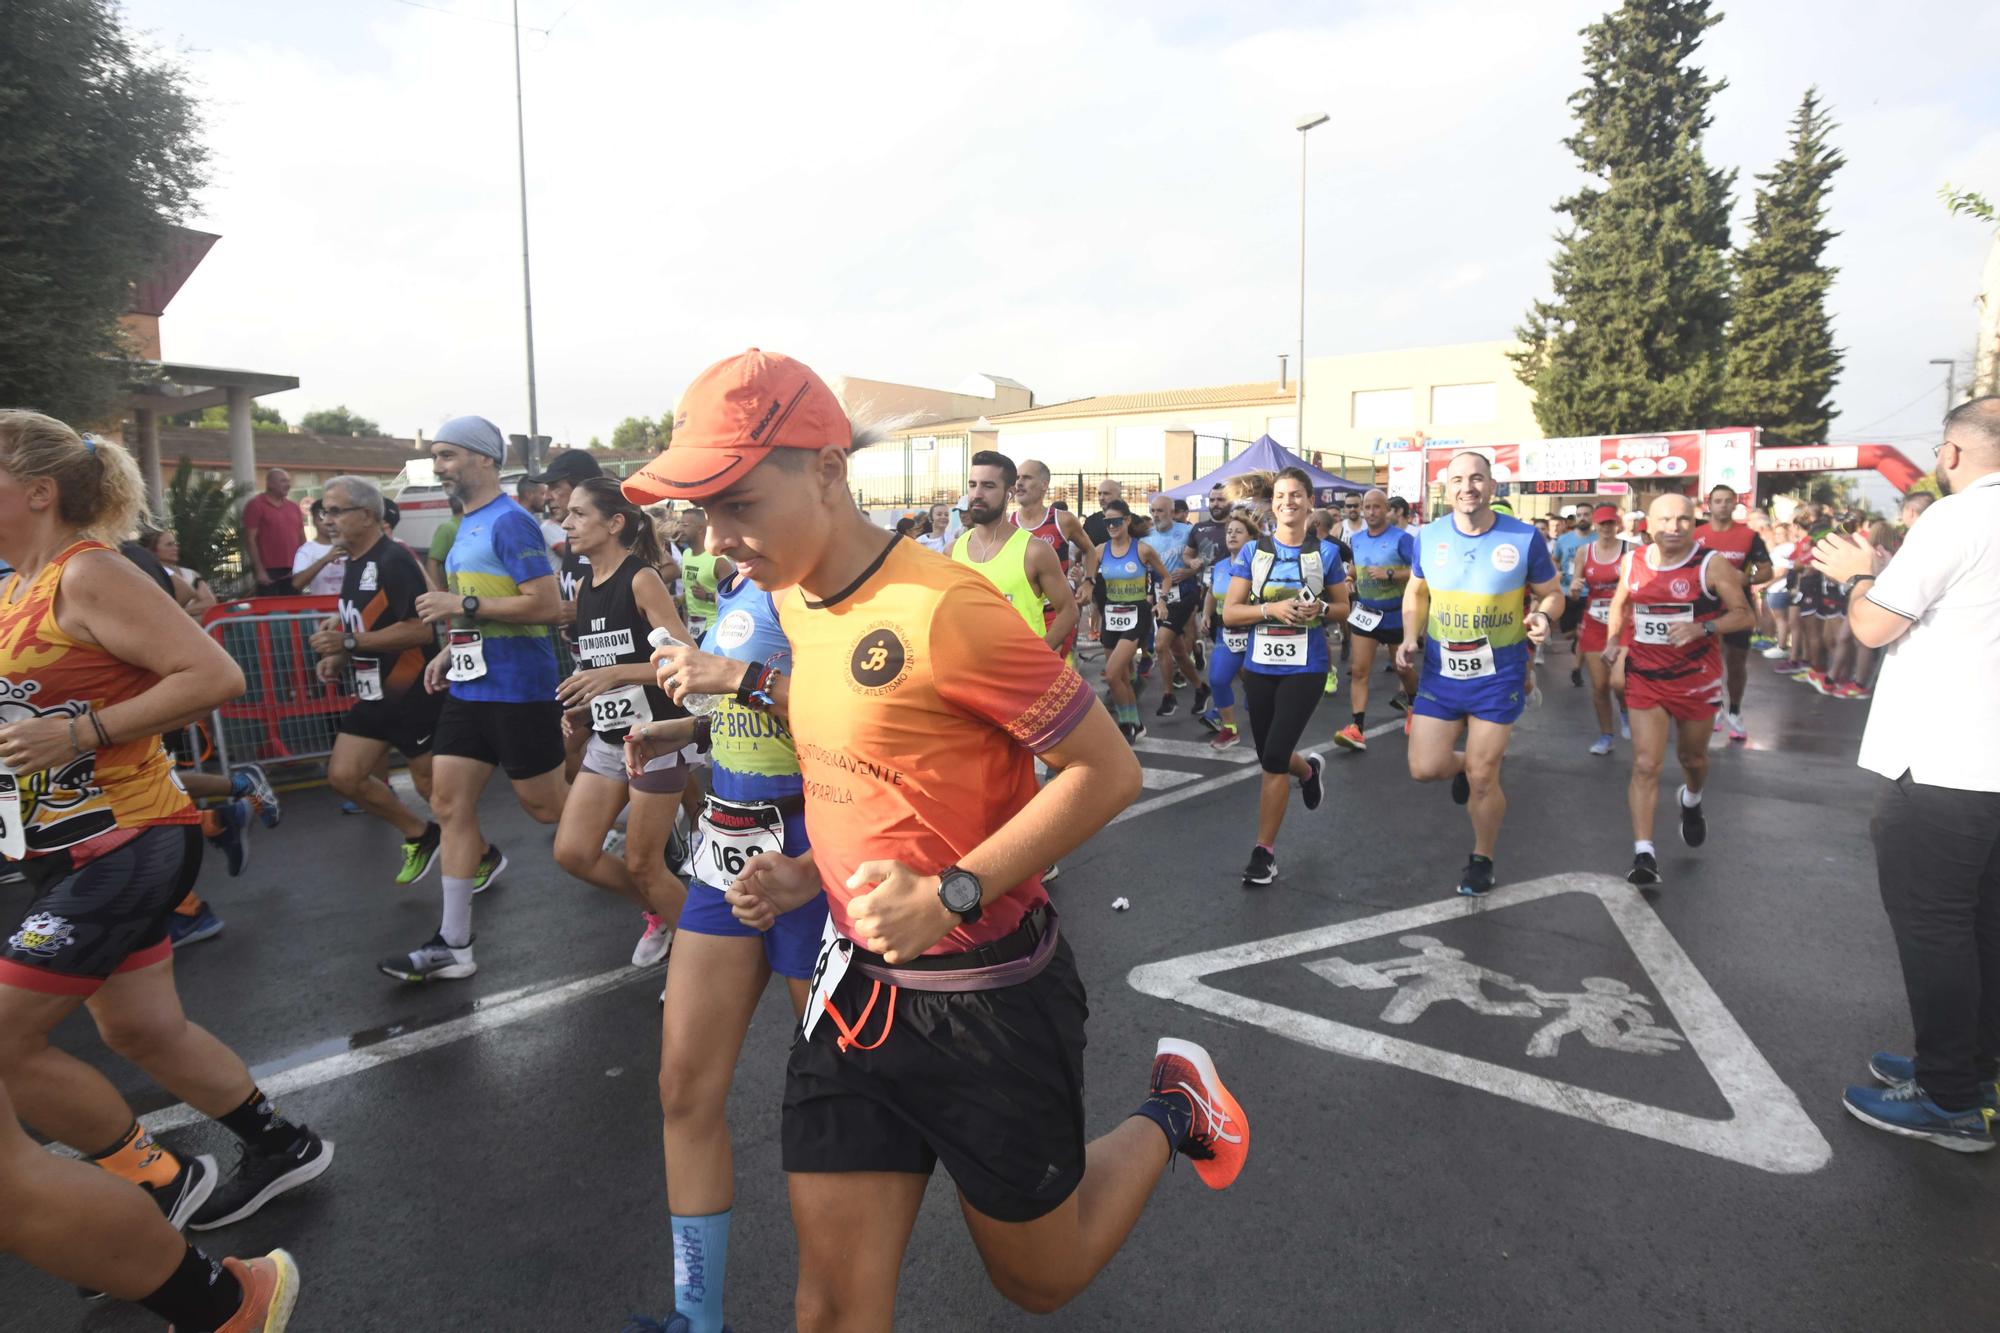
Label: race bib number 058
xmin=1440 ymin=637 xmax=1495 ymax=679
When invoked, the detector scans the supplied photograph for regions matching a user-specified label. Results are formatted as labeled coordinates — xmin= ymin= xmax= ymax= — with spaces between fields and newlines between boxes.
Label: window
xmin=1430 ymin=382 xmax=1497 ymax=425
xmin=1351 ymin=389 xmax=1413 ymax=430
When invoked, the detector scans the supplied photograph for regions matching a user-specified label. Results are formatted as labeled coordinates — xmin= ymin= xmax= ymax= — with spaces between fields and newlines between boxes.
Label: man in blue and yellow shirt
xmin=1396 ymin=451 xmax=1562 ymax=897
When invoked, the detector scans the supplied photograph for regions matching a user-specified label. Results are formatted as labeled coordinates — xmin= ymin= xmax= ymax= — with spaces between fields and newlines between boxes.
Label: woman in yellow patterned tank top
xmin=0 ymin=411 xmax=326 ymax=1321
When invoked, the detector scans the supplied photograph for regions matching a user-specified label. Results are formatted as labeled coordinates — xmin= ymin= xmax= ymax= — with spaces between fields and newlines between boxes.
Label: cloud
xmin=137 ymin=0 xmax=1999 ymax=464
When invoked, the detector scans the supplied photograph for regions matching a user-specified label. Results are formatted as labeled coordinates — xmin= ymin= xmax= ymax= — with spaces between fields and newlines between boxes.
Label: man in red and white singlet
xmin=1570 ymin=505 xmax=1628 ymax=754
xmin=1692 ymin=483 xmax=1773 ymax=740
xmin=1010 ymin=459 xmax=1098 ymax=662
xmin=1601 ymin=493 xmax=1754 ymax=886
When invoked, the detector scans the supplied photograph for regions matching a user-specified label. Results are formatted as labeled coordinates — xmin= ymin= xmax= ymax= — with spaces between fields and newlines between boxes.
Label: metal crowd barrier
xmin=199 ymin=596 xmax=355 ymax=774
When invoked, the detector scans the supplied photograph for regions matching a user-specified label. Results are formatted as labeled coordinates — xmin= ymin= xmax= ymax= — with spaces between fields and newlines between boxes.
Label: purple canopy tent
xmin=1163 ymin=434 xmax=1367 ymax=505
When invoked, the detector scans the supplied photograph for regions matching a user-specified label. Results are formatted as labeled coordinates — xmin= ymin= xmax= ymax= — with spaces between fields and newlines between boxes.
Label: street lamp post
xmin=1928 ymin=357 xmax=1958 ymax=418
xmin=513 ymin=0 xmax=541 ymax=471
xmin=1296 ymin=112 xmax=1330 ymax=459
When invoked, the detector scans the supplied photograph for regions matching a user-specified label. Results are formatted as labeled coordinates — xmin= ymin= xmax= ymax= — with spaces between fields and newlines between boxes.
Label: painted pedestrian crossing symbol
xmin=1306 ymin=936 xmax=1686 ymax=1059
xmin=1127 ymin=873 xmax=1832 ymax=1175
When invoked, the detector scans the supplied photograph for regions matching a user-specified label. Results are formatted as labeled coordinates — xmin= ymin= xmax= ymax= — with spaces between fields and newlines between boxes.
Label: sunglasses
xmin=1106 ymin=515 xmax=1128 ymax=524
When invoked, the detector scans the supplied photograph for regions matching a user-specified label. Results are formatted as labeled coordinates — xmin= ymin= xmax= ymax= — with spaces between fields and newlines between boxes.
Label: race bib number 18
xmin=446 ymin=630 xmax=487 ymax=682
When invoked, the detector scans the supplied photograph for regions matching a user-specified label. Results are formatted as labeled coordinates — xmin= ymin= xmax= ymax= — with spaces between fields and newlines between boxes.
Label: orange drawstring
xmin=824 ymin=980 xmax=899 ymax=1053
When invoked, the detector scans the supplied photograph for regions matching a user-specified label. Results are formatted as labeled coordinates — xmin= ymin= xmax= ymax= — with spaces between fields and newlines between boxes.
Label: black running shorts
xmin=431 ymin=696 xmax=565 ymax=779
xmin=339 ymin=688 xmax=445 ymax=758
xmin=1097 ymin=605 xmax=1154 ymax=654
xmin=1721 ymin=628 xmax=1752 ymax=650
xmin=1352 ymin=619 xmax=1403 ymax=646
xmin=1559 ymin=594 xmax=1586 ymax=633
xmin=782 ymin=932 xmax=1089 ymax=1224
xmin=0 ymin=824 xmax=192 ymax=994
xmin=1160 ymin=587 xmax=1198 ymax=636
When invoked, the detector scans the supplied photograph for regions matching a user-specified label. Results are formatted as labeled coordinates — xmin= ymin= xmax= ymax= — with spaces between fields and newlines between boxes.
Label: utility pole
xmin=1928 ymin=357 xmax=1957 ymax=419
xmin=513 ymin=0 xmax=541 ymax=471
xmin=1296 ymin=113 xmax=1329 ymax=456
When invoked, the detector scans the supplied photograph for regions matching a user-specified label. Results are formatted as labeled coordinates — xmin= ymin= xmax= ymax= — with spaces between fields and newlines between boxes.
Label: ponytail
xmin=0 ymin=410 xmax=150 ymax=541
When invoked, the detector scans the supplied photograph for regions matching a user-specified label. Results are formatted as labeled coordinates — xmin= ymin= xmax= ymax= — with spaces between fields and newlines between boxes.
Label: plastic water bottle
xmin=648 ymin=627 xmax=717 ymax=716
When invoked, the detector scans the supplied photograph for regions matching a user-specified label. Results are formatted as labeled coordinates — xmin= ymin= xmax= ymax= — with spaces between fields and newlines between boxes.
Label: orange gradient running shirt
xmin=778 ymin=537 xmax=1091 ymax=953
xmin=0 ymin=541 xmax=197 ymax=856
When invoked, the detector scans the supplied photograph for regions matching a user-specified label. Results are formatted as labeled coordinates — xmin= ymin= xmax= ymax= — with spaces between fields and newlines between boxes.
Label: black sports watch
xmin=936 ymin=866 xmax=984 ymax=925
xmin=461 ymin=594 xmax=481 ymax=618
xmin=341 ymin=633 xmax=357 ymax=652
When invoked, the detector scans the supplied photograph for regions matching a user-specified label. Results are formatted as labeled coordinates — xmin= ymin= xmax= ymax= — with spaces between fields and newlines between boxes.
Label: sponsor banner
xmin=1427 ymin=432 xmax=1705 ymax=486
xmin=1386 ymin=450 xmax=1425 ymax=504
xmin=1754 ymin=445 xmax=1859 ymax=474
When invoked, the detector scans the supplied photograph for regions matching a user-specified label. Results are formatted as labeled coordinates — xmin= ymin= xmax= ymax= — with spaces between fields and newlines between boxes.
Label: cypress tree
xmin=1513 ymin=0 xmax=1736 ymax=435
xmin=1722 ymin=89 xmax=1845 ymax=446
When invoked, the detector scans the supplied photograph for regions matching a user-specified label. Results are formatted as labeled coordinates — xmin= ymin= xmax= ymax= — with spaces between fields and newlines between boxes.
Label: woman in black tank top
xmin=551 ymin=478 xmax=694 ymax=964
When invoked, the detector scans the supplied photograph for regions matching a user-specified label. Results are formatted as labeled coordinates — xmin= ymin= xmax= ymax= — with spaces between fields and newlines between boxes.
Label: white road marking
xmin=1111 ymin=717 xmax=1402 ymax=827
xmin=1139 ymin=767 xmax=1200 ymax=790
xmin=134 ymin=966 xmax=653 ymax=1137
xmin=1127 ymin=872 xmax=1832 ymax=1175
xmin=1131 ymin=736 xmax=1258 ymax=766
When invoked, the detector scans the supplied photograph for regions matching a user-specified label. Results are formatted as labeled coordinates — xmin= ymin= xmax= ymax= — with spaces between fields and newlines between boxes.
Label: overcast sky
xmin=128 ymin=0 xmax=1998 ymax=468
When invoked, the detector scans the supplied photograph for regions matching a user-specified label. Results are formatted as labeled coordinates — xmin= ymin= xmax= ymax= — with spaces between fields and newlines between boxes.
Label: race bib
xmin=1588 ymin=597 xmax=1612 ymax=625
xmin=1221 ymin=628 xmax=1249 ymax=654
xmin=589 ymin=682 xmax=654 ymax=734
xmin=1440 ymin=637 xmax=1495 ymax=679
xmin=1347 ymin=604 xmax=1384 ymax=633
xmin=699 ymin=795 xmax=786 ymax=884
xmin=446 ymin=630 xmax=487 ymax=682
xmin=1104 ymin=604 xmax=1139 ymax=633
xmin=1251 ymin=625 xmax=1307 ymax=667
xmin=352 ymin=654 xmax=384 ymax=702
xmin=1165 ymin=580 xmax=1184 ymax=605
xmin=800 ymin=914 xmax=852 ymax=1044
xmin=1634 ymin=604 xmax=1693 ymax=646
xmin=0 ymin=770 xmax=24 ymax=860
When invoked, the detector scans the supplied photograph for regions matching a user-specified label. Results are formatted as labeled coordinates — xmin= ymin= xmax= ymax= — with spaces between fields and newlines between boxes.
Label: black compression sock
xmin=1353 ymin=711 xmax=1366 ymax=729
xmin=1132 ymin=1090 xmax=1194 ymax=1153
xmin=139 ymin=1244 xmax=243 ymax=1332
xmin=217 ymin=1088 xmax=306 ymax=1155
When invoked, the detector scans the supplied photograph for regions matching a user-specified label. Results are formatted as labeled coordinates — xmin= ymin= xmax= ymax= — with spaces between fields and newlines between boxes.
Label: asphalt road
xmin=7 ymin=643 xmax=1996 ymax=1330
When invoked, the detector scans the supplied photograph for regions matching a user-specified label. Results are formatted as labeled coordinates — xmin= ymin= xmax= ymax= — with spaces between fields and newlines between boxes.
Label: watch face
xmin=942 ymin=873 xmax=981 ymax=914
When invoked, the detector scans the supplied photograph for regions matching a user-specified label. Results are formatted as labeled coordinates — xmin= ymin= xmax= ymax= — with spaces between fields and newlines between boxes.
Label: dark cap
xmin=529 ymin=449 xmax=604 ymax=486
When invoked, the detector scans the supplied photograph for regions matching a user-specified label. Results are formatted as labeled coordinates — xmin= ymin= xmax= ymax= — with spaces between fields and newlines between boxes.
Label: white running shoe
xmin=1726 ymin=710 xmax=1747 ymax=741
xmin=1760 ymin=645 xmax=1788 ymax=660
xmin=631 ymin=913 xmax=673 ymax=967
xmin=1618 ymin=711 xmax=1631 ymax=740
xmin=378 ymin=934 xmax=475 ymax=982
xmin=602 ymin=828 xmax=627 ymax=859
xmin=1588 ymin=735 xmax=1614 ymax=756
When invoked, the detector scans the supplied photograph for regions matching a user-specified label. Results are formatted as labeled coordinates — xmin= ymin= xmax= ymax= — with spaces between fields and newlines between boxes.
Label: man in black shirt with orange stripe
xmin=308 ymin=475 xmax=445 ymax=885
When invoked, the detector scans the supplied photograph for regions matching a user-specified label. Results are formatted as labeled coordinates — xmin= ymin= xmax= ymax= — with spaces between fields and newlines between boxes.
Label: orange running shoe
xmin=1151 ymin=1038 xmax=1248 ymax=1189
xmin=1333 ymin=723 xmax=1367 ymax=751
xmin=213 ymin=1249 xmax=300 ymax=1332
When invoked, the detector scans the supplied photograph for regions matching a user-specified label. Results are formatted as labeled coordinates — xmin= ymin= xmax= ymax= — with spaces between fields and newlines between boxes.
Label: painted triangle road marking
xmin=1127 ymin=872 xmax=1832 ymax=1175
xmin=1139 ymin=767 xmax=1201 ymax=790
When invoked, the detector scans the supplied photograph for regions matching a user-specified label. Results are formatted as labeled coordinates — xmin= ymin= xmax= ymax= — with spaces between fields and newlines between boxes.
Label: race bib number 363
xmin=1251 ymin=626 xmax=1306 ymax=667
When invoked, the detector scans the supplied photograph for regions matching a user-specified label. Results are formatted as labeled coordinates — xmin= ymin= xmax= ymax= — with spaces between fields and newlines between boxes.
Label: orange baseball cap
xmin=621 ymin=348 xmax=850 ymax=504
xmin=1591 ymin=505 xmax=1619 ymax=523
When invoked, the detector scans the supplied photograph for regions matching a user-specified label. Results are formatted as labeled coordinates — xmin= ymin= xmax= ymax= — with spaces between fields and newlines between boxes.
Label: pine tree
xmin=1722 ymin=89 xmax=1845 ymax=446
xmin=1513 ymin=0 xmax=1736 ymax=435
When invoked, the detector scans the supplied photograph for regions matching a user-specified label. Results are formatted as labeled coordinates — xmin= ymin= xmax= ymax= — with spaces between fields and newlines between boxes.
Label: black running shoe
xmin=1389 ymin=691 xmax=1410 ymax=714
xmin=1678 ymin=791 xmax=1707 ymax=848
xmin=1451 ymin=772 xmax=1470 ymax=805
xmin=1194 ymin=684 xmax=1211 ymax=714
xmin=1156 ymin=693 xmax=1179 ymax=718
xmin=1457 ymin=857 xmax=1496 ymax=897
xmin=1243 ymin=846 xmax=1276 ymax=887
xmin=1300 ymin=754 xmax=1325 ymax=811
xmin=144 ymin=1152 xmax=218 ymax=1230
xmin=189 ymin=1130 xmax=334 ymax=1232
xmin=1628 ymin=852 xmax=1661 ymax=886
xmin=1570 ymin=667 xmax=1584 ymax=687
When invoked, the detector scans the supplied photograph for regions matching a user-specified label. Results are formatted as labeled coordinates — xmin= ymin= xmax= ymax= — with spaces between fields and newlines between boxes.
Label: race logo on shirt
xmin=1491 ymin=543 xmax=1521 ymax=573
xmin=715 ymin=609 xmax=755 ymax=651
xmin=359 ymin=562 xmax=379 ymax=592
xmin=1671 ymin=577 xmax=1693 ymax=599
xmin=848 ymin=624 xmax=912 ymax=696
xmin=8 ymin=912 xmax=74 ymax=958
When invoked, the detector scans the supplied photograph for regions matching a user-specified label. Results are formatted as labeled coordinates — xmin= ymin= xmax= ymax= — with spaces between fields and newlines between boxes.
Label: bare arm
xmin=415 ymin=574 xmax=560 ymax=627
xmin=1701 ymin=559 xmax=1755 ymax=639
xmin=1027 ymin=538 xmax=1078 ymax=652
xmin=67 ymin=551 xmax=244 ymax=739
xmin=1059 ymin=510 xmax=1097 ymax=571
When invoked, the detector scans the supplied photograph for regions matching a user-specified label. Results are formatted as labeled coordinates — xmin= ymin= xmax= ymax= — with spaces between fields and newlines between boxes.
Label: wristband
xmin=88 ymin=709 xmax=112 ymax=748
xmin=691 ymin=715 xmax=713 ymax=754
xmin=69 ymin=718 xmax=86 ymax=756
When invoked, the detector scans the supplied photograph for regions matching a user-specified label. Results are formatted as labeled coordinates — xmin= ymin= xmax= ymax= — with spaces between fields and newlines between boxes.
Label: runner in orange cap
xmin=624 ymin=349 xmax=1250 ymax=1327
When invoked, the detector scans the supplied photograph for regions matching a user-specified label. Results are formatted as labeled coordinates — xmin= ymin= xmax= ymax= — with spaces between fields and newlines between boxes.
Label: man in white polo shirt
xmin=1814 ymin=396 xmax=2000 ymax=1153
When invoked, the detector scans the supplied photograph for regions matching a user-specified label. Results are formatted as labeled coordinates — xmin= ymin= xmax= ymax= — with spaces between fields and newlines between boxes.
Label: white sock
xmin=440 ymin=876 xmax=475 ymax=948
xmin=1680 ymin=785 xmax=1702 ymax=808
xmin=1634 ymin=839 xmax=1655 ymax=857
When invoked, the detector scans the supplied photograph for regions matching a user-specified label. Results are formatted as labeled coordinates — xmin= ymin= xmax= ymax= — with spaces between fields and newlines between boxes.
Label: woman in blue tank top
xmin=622 ymin=570 xmax=824 ymax=1333
xmin=1200 ymin=514 xmax=1256 ymax=750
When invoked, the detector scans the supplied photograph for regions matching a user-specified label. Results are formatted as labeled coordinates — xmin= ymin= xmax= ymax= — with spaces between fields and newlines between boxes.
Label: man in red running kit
xmin=1010 ymin=459 xmax=1097 ymax=662
xmin=1602 ymin=494 xmax=1753 ymax=886
xmin=1692 ymin=484 xmax=1772 ymax=741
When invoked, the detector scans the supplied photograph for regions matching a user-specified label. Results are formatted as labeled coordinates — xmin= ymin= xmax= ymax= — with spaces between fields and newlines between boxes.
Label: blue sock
xmin=229 ymin=770 xmax=251 ymax=797
xmin=1132 ymin=1090 xmax=1193 ymax=1154
xmin=672 ymin=1210 xmax=730 ymax=1333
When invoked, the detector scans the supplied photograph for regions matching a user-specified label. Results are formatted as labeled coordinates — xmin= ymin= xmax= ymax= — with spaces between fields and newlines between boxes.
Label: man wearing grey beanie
xmin=386 ymin=415 xmax=569 ymax=981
